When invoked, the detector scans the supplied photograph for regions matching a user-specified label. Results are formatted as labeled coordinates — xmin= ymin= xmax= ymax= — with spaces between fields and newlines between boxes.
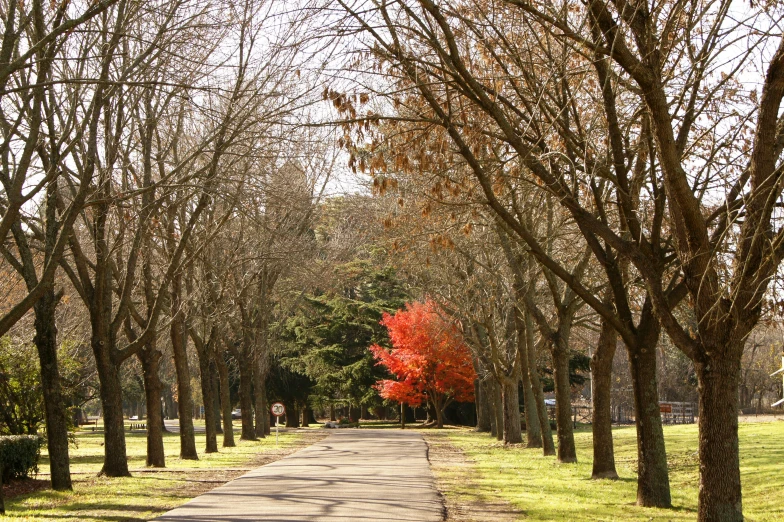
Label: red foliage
xmin=369 ymin=300 xmax=476 ymax=413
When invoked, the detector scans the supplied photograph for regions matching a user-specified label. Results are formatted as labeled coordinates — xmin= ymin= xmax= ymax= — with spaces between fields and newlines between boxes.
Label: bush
xmin=0 ymin=435 xmax=43 ymax=481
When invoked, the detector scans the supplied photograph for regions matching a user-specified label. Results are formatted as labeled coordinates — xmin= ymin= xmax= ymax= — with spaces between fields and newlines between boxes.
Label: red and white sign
xmin=271 ymin=402 xmax=286 ymax=417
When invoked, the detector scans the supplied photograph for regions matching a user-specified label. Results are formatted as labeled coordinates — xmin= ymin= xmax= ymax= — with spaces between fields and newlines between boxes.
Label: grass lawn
xmin=4 ymin=422 xmax=316 ymax=521
xmin=426 ymin=421 xmax=783 ymax=522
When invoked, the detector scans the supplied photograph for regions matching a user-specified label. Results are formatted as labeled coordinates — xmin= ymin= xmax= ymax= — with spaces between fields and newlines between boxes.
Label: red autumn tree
xmin=369 ymin=300 xmax=476 ymax=428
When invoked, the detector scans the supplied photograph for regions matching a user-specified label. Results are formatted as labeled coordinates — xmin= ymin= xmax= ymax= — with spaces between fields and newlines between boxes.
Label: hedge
xmin=0 ymin=435 xmax=43 ymax=481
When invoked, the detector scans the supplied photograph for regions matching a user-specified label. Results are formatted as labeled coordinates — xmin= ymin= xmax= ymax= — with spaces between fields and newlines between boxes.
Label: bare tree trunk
xmin=492 ymin=379 xmax=504 ymax=441
xmin=238 ymin=351 xmax=255 ymax=440
xmin=400 ymin=403 xmax=406 ymax=429
xmin=502 ymin=374 xmax=523 ymax=444
xmin=191 ymin=329 xmax=218 ymax=453
xmin=516 ymin=323 xmax=541 ymax=448
xmin=139 ymin=343 xmax=165 ymax=467
xmin=524 ymin=312 xmax=555 ymax=455
xmin=171 ymin=273 xmax=198 ymax=460
xmin=434 ymin=397 xmax=445 ymax=429
xmin=331 ymin=404 xmax=337 ymax=422
xmin=286 ymin=406 xmax=300 ymax=427
xmin=216 ymin=350 xmax=235 ymax=447
xmin=485 ymin=379 xmax=497 ymax=437
xmin=696 ymin=354 xmax=742 ymax=522
xmin=262 ymin=387 xmax=271 ymax=436
xmin=33 ymin=290 xmax=72 ymax=489
xmin=253 ymin=362 xmax=267 ymax=438
xmin=196 ymin=347 xmax=218 ymax=453
xmin=213 ymin=369 xmax=222 ymax=434
xmin=552 ymin=341 xmax=576 ymax=463
xmin=628 ymin=328 xmax=670 ymax=507
xmin=93 ymin=333 xmax=130 ymax=476
xmin=591 ymin=319 xmax=618 ymax=479
xmin=474 ymin=377 xmax=492 ymax=432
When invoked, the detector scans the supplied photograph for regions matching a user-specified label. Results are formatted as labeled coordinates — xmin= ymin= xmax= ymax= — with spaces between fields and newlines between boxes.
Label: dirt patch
xmin=423 ymin=431 xmax=520 ymax=522
xmin=2 ymin=478 xmax=50 ymax=499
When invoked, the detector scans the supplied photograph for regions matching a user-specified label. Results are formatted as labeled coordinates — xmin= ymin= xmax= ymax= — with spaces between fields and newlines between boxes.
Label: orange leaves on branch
xmin=369 ymin=300 xmax=476 ymax=408
xmin=429 ymin=233 xmax=455 ymax=251
xmin=372 ymin=176 xmax=397 ymax=194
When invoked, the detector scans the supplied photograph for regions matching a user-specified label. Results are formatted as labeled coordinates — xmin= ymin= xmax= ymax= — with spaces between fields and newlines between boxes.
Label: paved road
xmin=156 ymin=429 xmax=444 ymax=522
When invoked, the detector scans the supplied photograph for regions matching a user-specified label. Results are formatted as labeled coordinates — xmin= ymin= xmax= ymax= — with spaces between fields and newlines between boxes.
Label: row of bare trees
xmin=327 ymin=1 xmax=784 ymax=520
xmin=0 ymin=0 xmax=329 ymax=492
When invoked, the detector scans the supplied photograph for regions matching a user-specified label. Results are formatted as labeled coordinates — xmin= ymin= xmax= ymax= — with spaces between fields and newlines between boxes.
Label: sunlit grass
xmin=5 ymin=425 xmax=305 ymax=521
xmin=426 ymin=421 xmax=783 ymax=521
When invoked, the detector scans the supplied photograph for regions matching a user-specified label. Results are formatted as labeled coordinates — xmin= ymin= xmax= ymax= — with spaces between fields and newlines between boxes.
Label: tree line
xmin=2 ymin=2 xmax=784 ymax=522
xmin=0 ymin=0 xmax=333 ymax=490
xmin=325 ymin=2 xmax=784 ymax=521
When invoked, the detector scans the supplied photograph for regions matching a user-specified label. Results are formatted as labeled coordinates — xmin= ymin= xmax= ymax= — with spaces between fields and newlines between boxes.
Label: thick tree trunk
xmin=628 ymin=333 xmax=670 ymax=507
xmin=286 ymin=406 xmax=300 ymax=427
xmin=330 ymin=404 xmax=337 ymax=422
xmin=32 ymin=291 xmax=72 ymax=489
xmin=524 ymin=313 xmax=555 ymax=455
xmin=139 ymin=344 xmax=165 ymax=467
xmin=486 ymin=380 xmax=497 ymax=437
xmin=238 ymin=352 xmax=255 ymax=440
xmin=213 ymin=369 xmax=222 ymax=434
xmin=170 ymin=277 xmax=198 ymax=460
xmin=492 ymin=379 xmax=504 ymax=441
xmin=301 ymin=406 xmax=310 ymax=427
xmin=216 ymin=350 xmax=235 ymax=447
xmin=474 ymin=377 xmax=492 ymax=432
xmin=93 ymin=337 xmax=130 ymax=477
xmin=262 ymin=387 xmax=271 ymax=436
xmin=696 ymin=354 xmax=742 ymax=522
xmin=349 ymin=404 xmax=361 ymax=423
xmin=434 ymin=397 xmax=445 ymax=429
xmin=253 ymin=364 xmax=267 ymax=438
xmin=195 ymin=345 xmax=218 ymax=453
xmin=502 ymin=375 xmax=523 ymax=444
xmin=591 ymin=319 xmax=618 ymax=479
xmin=552 ymin=343 xmax=576 ymax=463
xmin=517 ymin=326 xmax=542 ymax=448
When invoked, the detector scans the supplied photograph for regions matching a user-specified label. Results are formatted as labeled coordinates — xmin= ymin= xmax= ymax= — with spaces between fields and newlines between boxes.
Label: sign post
xmin=271 ymin=402 xmax=286 ymax=447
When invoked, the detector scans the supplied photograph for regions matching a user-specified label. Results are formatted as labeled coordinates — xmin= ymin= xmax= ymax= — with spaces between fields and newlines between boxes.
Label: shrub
xmin=0 ymin=435 xmax=43 ymax=481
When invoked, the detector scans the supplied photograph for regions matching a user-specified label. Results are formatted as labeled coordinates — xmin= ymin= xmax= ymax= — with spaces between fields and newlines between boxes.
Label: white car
xmin=231 ymin=409 xmax=242 ymax=419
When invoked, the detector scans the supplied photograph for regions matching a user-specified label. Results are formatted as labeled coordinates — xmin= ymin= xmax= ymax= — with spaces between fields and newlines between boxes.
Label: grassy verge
xmin=425 ymin=422 xmax=783 ymax=522
xmin=4 ymin=424 xmax=321 ymax=521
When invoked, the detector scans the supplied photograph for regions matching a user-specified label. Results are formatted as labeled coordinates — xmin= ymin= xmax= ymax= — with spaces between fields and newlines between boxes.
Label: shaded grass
xmin=4 ymin=426 xmax=308 ymax=521
xmin=427 ymin=422 xmax=783 ymax=521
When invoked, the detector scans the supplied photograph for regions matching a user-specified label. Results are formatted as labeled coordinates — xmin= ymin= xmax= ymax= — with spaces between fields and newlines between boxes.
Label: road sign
xmin=271 ymin=402 xmax=286 ymax=417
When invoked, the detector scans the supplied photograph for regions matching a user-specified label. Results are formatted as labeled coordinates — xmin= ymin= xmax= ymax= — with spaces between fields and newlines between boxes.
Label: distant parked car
xmin=544 ymin=399 xmax=556 ymax=407
xmin=129 ymin=415 xmax=139 ymax=420
xmin=231 ymin=409 xmax=241 ymax=419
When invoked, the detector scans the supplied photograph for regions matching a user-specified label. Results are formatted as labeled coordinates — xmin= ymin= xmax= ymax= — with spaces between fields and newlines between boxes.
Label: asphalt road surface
xmin=156 ymin=429 xmax=444 ymax=522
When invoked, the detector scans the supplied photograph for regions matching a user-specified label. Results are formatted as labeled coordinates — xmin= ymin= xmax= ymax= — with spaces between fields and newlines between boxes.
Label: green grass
xmin=430 ymin=422 xmax=783 ymax=522
xmin=4 ymin=425 xmax=306 ymax=521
